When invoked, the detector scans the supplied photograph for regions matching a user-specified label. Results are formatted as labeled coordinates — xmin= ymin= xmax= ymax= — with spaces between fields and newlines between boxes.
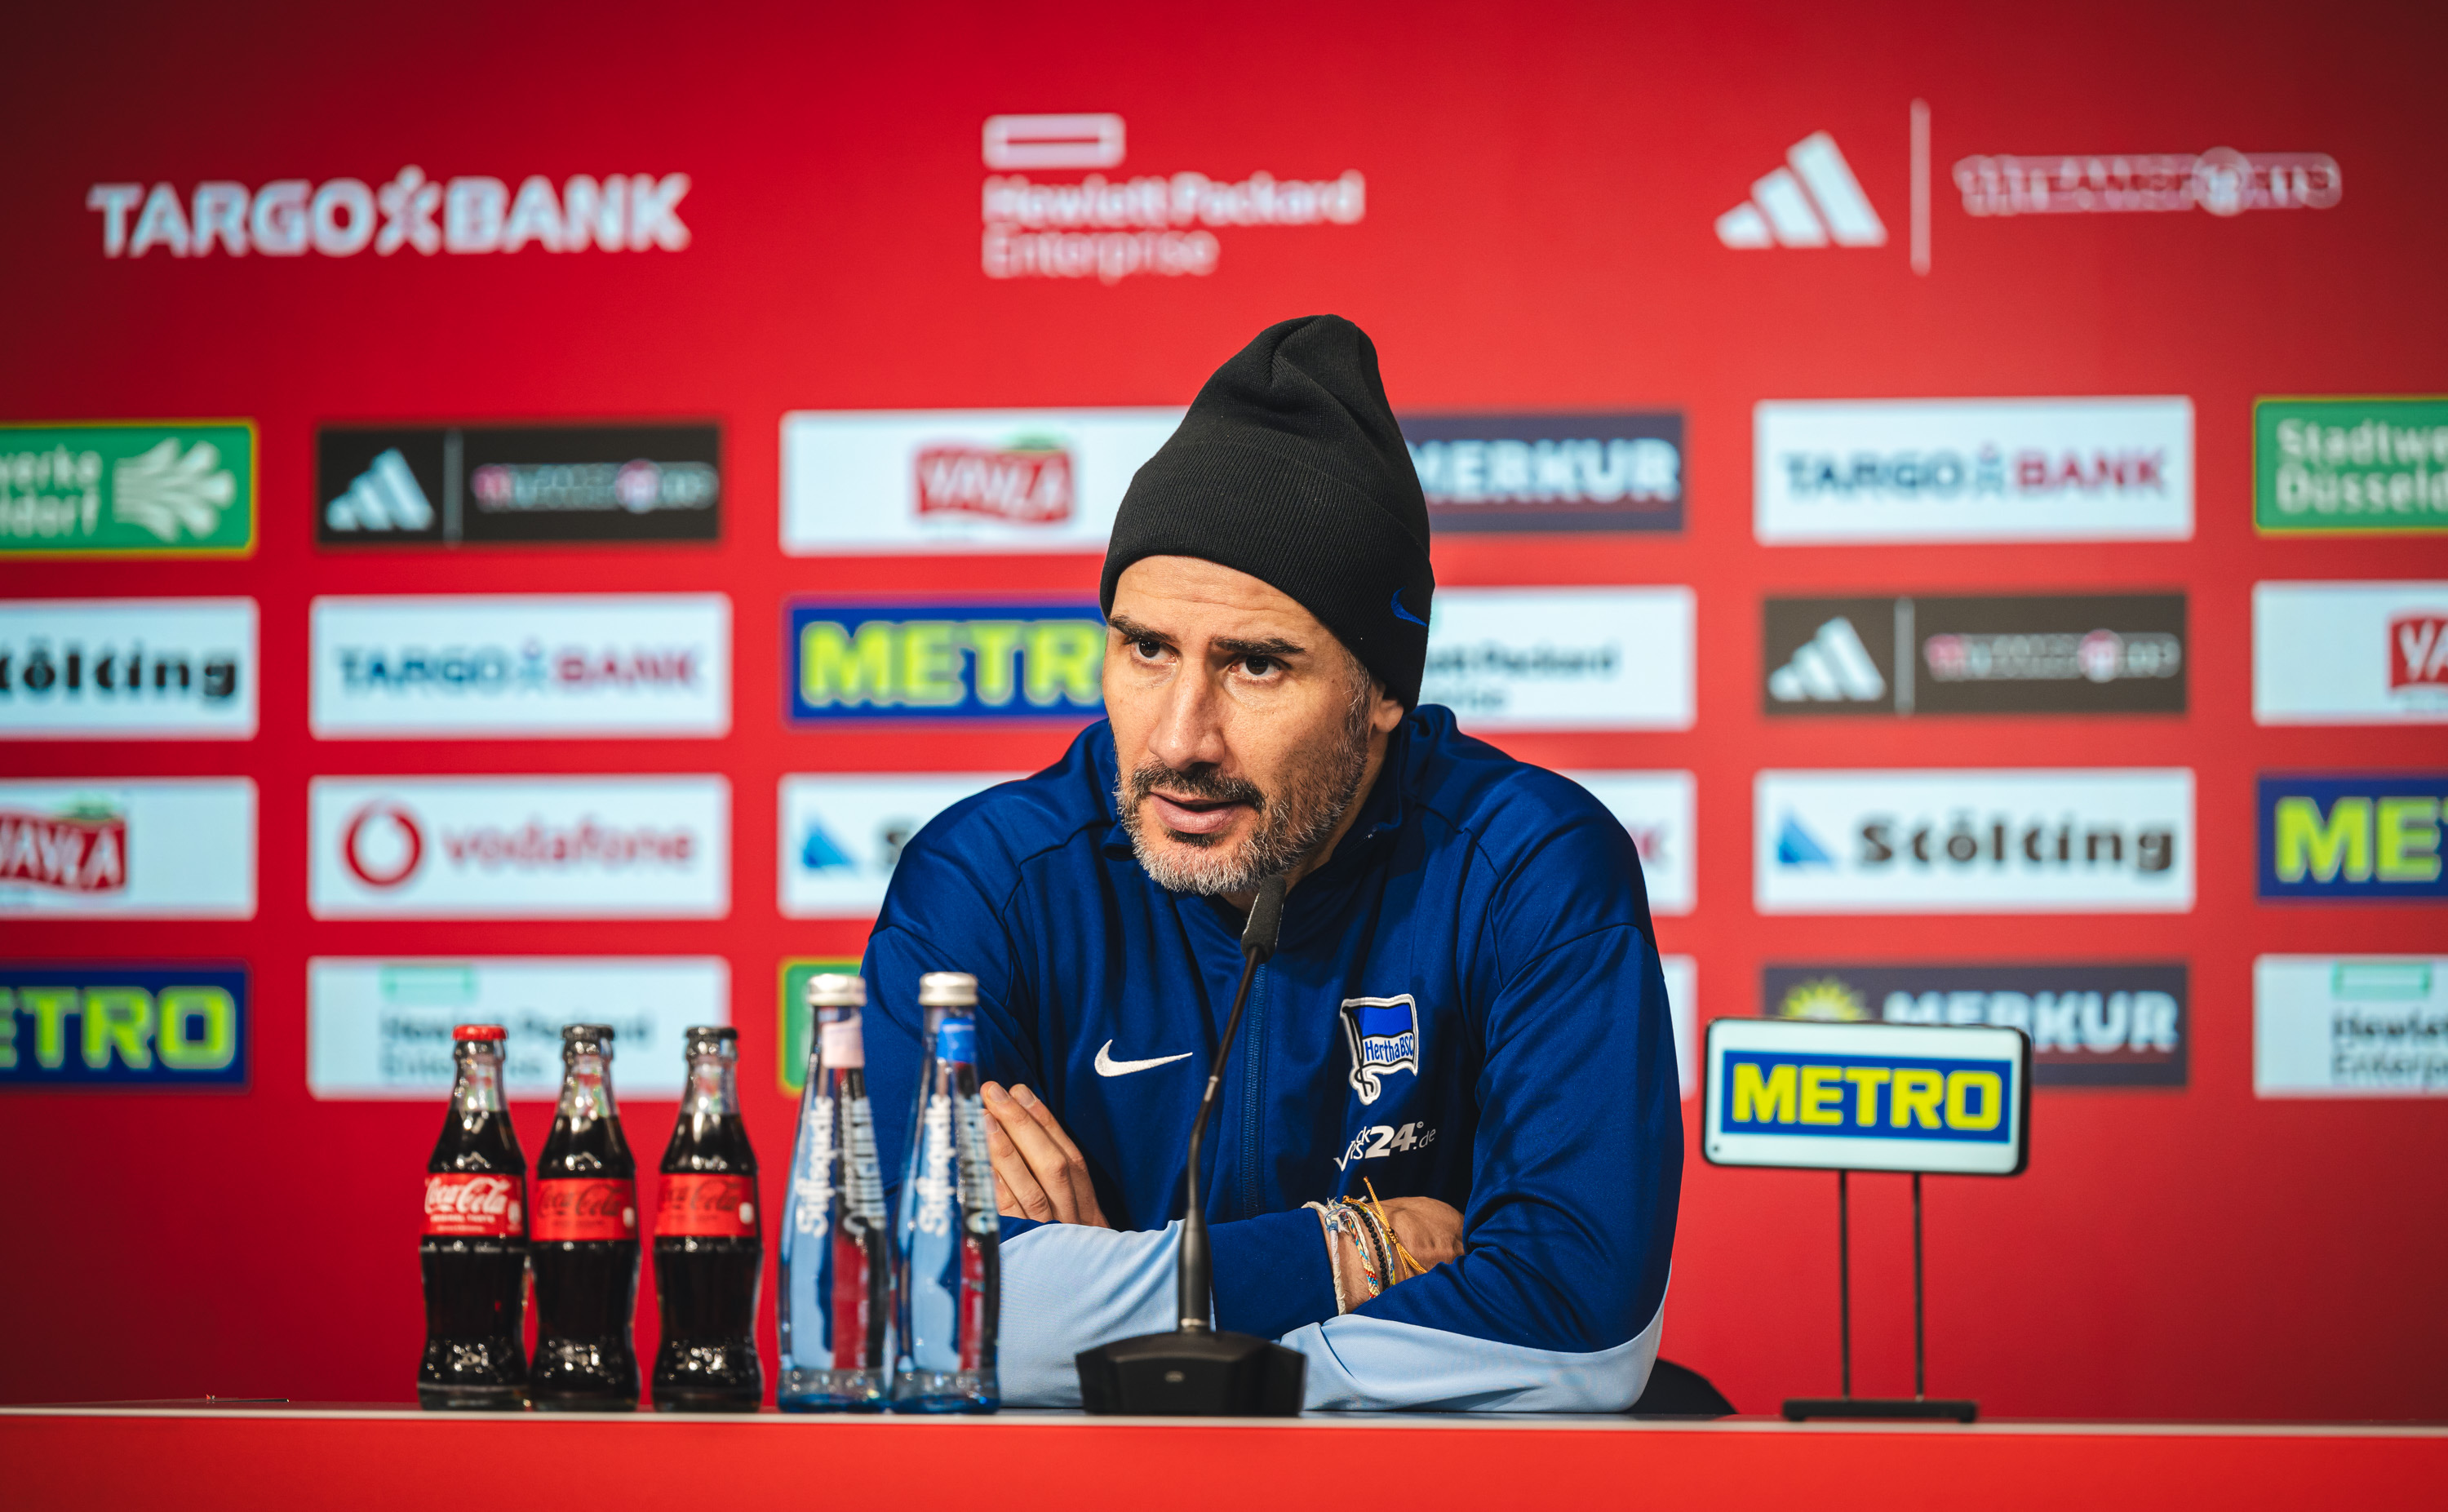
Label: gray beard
xmin=1115 ymin=682 xmax=1374 ymax=897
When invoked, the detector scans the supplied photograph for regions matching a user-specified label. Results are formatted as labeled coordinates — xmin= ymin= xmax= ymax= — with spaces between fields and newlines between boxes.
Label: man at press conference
xmin=861 ymin=314 xmax=1683 ymax=1410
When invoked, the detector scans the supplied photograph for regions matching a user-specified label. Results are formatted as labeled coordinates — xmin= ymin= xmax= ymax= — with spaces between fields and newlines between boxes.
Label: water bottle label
xmin=934 ymin=1018 xmax=977 ymax=1066
xmin=532 ymin=1177 xmax=637 ymax=1241
xmin=819 ymin=1020 xmax=865 ymax=1069
xmin=422 ymin=1173 xmax=524 ymax=1237
xmin=656 ymin=1173 xmax=760 ymax=1237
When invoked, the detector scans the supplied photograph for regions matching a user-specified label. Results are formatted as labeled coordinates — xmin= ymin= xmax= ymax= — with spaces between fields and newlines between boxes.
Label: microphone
xmin=1075 ymin=874 xmax=1306 ymax=1416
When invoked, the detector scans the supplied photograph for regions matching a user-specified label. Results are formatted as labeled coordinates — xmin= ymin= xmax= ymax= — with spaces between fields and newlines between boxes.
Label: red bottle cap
xmin=453 ymin=1024 xmax=508 ymax=1042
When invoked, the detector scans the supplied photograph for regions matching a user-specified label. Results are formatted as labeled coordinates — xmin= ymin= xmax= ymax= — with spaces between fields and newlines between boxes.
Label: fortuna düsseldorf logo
xmin=343 ymin=800 xmax=424 ymax=888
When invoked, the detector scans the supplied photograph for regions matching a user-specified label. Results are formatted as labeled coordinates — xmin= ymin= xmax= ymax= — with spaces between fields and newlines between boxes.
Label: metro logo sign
xmin=1 ymin=964 xmax=248 ymax=1089
xmin=2257 ymin=774 xmax=2447 ymax=902
xmin=787 ymin=601 xmax=1105 ymax=724
xmin=914 ymin=444 xmax=1074 ymax=525
xmin=1703 ymin=1019 xmax=2031 ymax=1175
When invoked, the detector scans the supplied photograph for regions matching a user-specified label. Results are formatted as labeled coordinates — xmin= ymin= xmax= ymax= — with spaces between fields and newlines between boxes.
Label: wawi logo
xmin=1716 ymin=131 xmax=1886 ymax=251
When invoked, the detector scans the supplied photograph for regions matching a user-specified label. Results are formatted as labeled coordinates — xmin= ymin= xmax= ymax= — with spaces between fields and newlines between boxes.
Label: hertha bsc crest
xmin=1341 ymin=995 xmax=1420 ymax=1106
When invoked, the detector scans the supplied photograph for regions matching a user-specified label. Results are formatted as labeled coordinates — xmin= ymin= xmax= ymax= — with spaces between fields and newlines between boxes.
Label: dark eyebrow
xmin=1106 ymin=613 xmax=1169 ymax=645
xmin=1106 ymin=614 xmax=1308 ymax=660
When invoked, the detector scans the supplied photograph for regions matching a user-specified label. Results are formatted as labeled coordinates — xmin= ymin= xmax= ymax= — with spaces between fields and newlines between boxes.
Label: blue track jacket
xmin=860 ymin=706 xmax=1681 ymax=1410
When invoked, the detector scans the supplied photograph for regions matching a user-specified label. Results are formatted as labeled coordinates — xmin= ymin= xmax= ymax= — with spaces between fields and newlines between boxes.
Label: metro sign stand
xmin=1702 ymin=1018 xmax=2034 ymax=1424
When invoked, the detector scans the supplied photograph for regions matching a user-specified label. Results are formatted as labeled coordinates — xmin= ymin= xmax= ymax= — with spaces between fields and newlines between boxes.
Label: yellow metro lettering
xmin=1798 ymin=1064 xmax=1844 ymax=1125
xmin=22 ymin=987 xmax=77 ymax=1070
xmin=966 ymin=621 xmax=1027 ymax=706
xmin=898 ymin=621 xmax=965 ymax=707
xmin=1731 ymin=1061 xmax=1795 ymax=1124
xmin=800 ymin=621 xmax=897 ymax=707
xmin=1842 ymin=1066 xmax=1891 ymax=1125
xmin=157 ymin=987 xmax=237 ymax=1071
xmin=1026 ymin=622 xmax=1104 ymax=707
xmin=1945 ymin=1070 xmax=2004 ymax=1130
xmin=2375 ymin=797 xmax=2441 ymax=883
xmin=2275 ymin=796 xmax=2371 ymax=883
xmin=0 ymin=989 xmax=13 ymax=1070
xmin=1890 ymin=1067 xmax=1944 ymax=1128
xmin=82 ymin=987 xmax=153 ymax=1071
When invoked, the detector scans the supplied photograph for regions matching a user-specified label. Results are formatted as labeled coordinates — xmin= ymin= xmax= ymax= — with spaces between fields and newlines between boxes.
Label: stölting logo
xmin=342 ymin=800 xmax=424 ymax=888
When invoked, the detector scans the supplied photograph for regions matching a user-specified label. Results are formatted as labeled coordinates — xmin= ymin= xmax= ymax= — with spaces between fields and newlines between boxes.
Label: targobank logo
xmin=1341 ymin=996 xmax=1421 ymax=1106
xmin=2254 ymin=582 xmax=2448 ymax=726
xmin=787 ymin=601 xmax=1105 ymax=723
xmin=308 ymin=777 xmax=729 ymax=919
xmin=1421 ymin=587 xmax=1693 ymax=731
xmin=778 ymin=774 xmax=1019 ymax=917
xmin=1757 ymin=769 xmax=2194 ymax=913
xmin=978 ymin=113 xmax=1364 ymax=284
xmin=1400 ymin=415 xmax=1683 ymax=534
xmin=0 ymin=779 xmax=255 ymax=918
xmin=88 ymin=171 xmax=690 ymax=259
xmin=2257 ymin=774 xmax=2447 ymax=902
xmin=0 ymin=963 xmax=248 ymax=1089
xmin=0 ymin=598 xmax=256 ymax=738
xmin=1755 ymin=398 xmax=2194 ymax=543
xmin=310 ymin=594 xmax=729 ymax=738
xmin=2255 ymin=956 xmax=2448 ymax=1098
xmin=780 ymin=410 xmax=1178 ymax=555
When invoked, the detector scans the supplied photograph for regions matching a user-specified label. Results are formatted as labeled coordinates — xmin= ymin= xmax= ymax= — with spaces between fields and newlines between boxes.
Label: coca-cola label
xmin=532 ymin=1177 xmax=637 ymax=1241
xmin=656 ymin=1173 xmax=758 ymax=1237
xmin=422 ymin=1172 xmax=525 ymax=1237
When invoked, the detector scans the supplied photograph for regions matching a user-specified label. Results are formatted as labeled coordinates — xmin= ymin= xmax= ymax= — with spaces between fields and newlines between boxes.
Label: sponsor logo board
xmin=1 ymin=964 xmax=247 ymax=1089
xmin=87 ymin=171 xmax=690 ymax=259
xmin=1763 ymin=592 xmax=2186 ymax=716
xmin=780 ymin=410 xmax=1179 ymax=556
xmin=1702 ymin=1019 xmax=2031 ymax=1175
xmin=1661 ymin=956 xmax=1696 ymax=1101
xmin=779 ymin=774 xmax=1021 ymax=918
xmin=2256 ymin=399 xmax=2448 ymax=533
xmin=0 ymin=779 xmax=255 ymax=917
xmin=0 ymin=598 xmax=257 ymax=738
xmin=778 ymin=957 xmax=869 ymax=1095
xmin=1955 ymin=149 xmax=2340 ymax=219
xmin=2255 ymin=956 xmax=2448 ymax=1097
xmin=1422 ymin=587 xmax=1694 ymax=731
xmin=1756 ymin=769 xmax=2194 ymax=914
xmin=308 ymin=776 xmax=729 ymax=918
xmin=1401 ymin=415 xmax=1684 ymax=534
xmin=310 ymin=593 xmax=729 ymax=738
xmin=1763 ymin=963 xmax=2185 ymax=1087
xmin=2256 ymin=774 xmax=2446 ymax=902
xmin=317 ymin=424 xmax=721 ymax=546
xmin=1560 ymin=771 xmax=1696 ymax=916
xmin=1 ymin=423 xmax=255 ymax=556
xmin=787 ymin=601 xmax=1105 ymax=724
xmin=2255 ymin=581 xmax=2448 ymax=725
xmin=978 ymin=113 xmax=1364 ymax=284
xmin=1716 ymin=131 xmax=1887 ymax=250
xmin=308 ymin=956 xmax=725 ymax=1099
xmin=1755 ymin=398 xmax=2193 ymax=543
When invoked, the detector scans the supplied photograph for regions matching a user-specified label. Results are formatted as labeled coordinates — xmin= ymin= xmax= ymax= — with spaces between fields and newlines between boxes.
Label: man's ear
xmin=1370 ymin=685 xmax=1406 ymax=736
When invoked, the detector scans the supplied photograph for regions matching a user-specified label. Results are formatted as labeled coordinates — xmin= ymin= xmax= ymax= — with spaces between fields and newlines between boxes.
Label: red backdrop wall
xmin=3 ymin=0 xmax=2443 ymax=1419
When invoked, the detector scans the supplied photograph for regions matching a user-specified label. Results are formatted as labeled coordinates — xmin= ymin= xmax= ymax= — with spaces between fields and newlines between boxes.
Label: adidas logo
xmin=1775 ymin=813 xmax=1835 ymax=867
xmin=1768 ymin=616 xmax=1887 ymax=703
xmin=1716 ymin=131 xmax=1886 ymax=249
xmin=326 ymin=448 xmax=435 ymax=532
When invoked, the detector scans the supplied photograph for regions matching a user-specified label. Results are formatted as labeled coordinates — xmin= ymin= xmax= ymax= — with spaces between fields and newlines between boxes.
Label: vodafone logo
xmin=343 ymin=800 xmax=424 ymax=888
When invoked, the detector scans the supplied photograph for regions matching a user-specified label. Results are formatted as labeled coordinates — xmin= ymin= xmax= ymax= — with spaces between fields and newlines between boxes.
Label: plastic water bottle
xmin=889 ymin=971 xmax=1000 ymax=1412
xmin=778 ymin=973 xmax=891 ymax=1412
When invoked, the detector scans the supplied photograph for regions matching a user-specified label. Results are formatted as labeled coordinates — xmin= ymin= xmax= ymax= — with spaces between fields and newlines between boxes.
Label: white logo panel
xmin=308 ymin=776 xmax=729 ymax=919
xmin=0 ymin=598 xmax=257 ymax=738
xmin=1755 ymin=769 xmax=2195 ymax=913
xmin=1422 ymin=587 xmax=1694 ymax=731
xmin=1562 ymin=770 xmax=1696 ymax=916
xmin=308 ymin=956 xmax=730 ymax=1099
xmin=2255 ymin=956 xmax=2448 ymax=1098
xmin=0 ymin=778 xmax=255 ymax=916
xmin=1755 ymin=397 xmax=2194 ymax=543
xmin=1661 ymin=955 xmax=1697 ymax=1100
xmin=780 ymin=408 xmax=1182 ymax=556
xmin=310 ymin=593 xmax=730 ymax=738
xmin=2254 ymin=581 xmax=2448 ymax=725
xmin=780 ymin=773 xmax=1022 ymax=918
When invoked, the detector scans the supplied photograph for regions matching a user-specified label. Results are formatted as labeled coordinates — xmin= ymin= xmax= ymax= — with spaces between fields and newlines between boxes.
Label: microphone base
xmin=1075 ymin=1329 xmax=1306 ymax=1417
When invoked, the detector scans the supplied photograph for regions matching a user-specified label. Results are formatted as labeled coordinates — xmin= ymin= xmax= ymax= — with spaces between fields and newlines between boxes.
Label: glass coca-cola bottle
xmin=419 ymin=1024 xmax=528 ymax=1410
xmin=651 ymin=1025 xmax=763 ymax=1411
xmin=530 ymin=1023 xmax=641 ymax=1410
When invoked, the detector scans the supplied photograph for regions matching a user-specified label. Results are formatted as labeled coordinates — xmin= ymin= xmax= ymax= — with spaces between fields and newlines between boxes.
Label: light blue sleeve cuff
xmin=1284 ymin=1294 xmax=1665 ymax=1412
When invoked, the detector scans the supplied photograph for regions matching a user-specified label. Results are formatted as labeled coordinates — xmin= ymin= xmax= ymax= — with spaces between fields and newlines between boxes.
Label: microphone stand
xmin=1076 ymin=875 xmax=1306 ymax=1416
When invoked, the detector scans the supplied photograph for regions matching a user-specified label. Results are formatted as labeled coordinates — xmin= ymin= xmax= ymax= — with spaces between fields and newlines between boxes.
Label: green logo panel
xmin=777 ymin=956 xmax=864 ymax=1096
xmin=0 ymin=422 xmax=256 ymax=555
xmin=2255 ymin=398 xmax=2448 ymax=533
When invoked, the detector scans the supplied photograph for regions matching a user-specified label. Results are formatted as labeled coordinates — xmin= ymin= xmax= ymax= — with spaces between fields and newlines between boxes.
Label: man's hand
xmin=1333 ymin=1195 xmax=1464 ymax=1310
xmin=979 ymin=1081 xmax=1111 ymax=1228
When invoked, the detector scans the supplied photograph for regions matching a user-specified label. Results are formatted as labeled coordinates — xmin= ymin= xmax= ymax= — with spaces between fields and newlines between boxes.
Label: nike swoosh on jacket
xmin=858 ymin=706 xmax=1682 ymax=1410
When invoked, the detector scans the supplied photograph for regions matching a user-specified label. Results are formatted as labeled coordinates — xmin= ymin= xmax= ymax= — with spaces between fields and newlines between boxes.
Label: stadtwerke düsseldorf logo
xmin=1400 ymin=415 xmax=1683 ymax=534
xmin=1754 ymin=397 xmax=2193 ymax=543
xmin=308 ymin=776 xmax=729 ymax=918
xmin=309 ymin=593 xmax=730 ymax=738
xmin=1756 ymin=769 xmax=2194 ymax=913
xmin=1763 ymin=963 xmax=2187 ymax=1088
xmin=2256 ymin=773 xmax=2448 ymax=902
xmin=1764 ymin=592 xmax=2185 ymax=716
xmin=2255 ymin=398 xmax=2448 ymax=534
xmin=317 ymin=423 xmax=720 ymax=547
xmin=786 ymin=600 xmax=1106 ymax=724
xmin=0 ymin=597 xmax=257 ymax=738
xmin=2 ymin=423 xmax=255 ymax=556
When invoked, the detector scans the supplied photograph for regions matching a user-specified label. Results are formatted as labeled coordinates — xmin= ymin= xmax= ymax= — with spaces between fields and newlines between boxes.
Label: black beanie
xmin=1100 ymin=314 xmax=1436 ymax=707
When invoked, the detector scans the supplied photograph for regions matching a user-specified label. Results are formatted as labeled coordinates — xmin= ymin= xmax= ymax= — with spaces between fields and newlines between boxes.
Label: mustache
xmin=1124 ymin=760 xmax=1266 ymax=814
